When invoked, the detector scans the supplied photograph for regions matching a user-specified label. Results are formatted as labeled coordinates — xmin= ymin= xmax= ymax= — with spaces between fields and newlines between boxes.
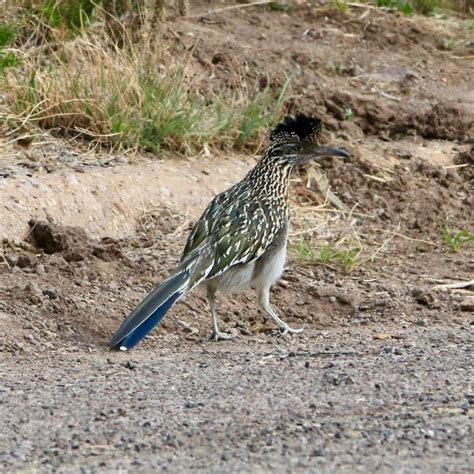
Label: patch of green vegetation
xmin=0 ymin=25 xmax=20 ymax=73
xmin=331 ymin=0 xmax=350 ymax=12
xmin=0 ymin=25 xmax=16 ymax=48
xmin=38 ymin=0 xmax=97 ymax=32
xmin=377 ymin=0 xmax=414 ymax=15
xmin=269 ymin=1 xmax=290 ymax=12
xmin=326 ymin=62 xmax=345 ymax=75
xmin=343 ymin=107 xmax=354 ymax=120
xmin=8 ymin=35 xmax=291 ymax=154
xmin=295 ymin=239 xmax=363 ymax=272
xmin=233 ymin=78 xmax=291 ymax=147
xmin=296 ymin=239 xmax=317 ymax=264
xmin=412 ymin=0 xmax=441 ymax=14
xmin=377 ymin=0 xmax=443 ymax=14
xmin=441 ymin=226 xmax=474 ymax=253
xmin=0 ymin=51 xmax=21 ymax=72
xmin=317 ymin=244 xmax=363 ymax=272
xmin=105 ymin=72 xmax=290 ymax=152
xmin=441 ymin=38 xmax=461 ymax=50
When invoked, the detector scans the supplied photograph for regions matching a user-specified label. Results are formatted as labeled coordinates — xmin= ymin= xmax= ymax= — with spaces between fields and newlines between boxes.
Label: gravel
xmin=1 ymin=324 xmax=472 ymax=472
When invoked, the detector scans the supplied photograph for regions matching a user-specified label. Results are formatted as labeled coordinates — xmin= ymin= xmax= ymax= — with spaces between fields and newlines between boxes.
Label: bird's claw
xmin=279 ymin=324 xmax=304 ymax=336
xmin=210 ymin=331 xmax=235 ymax=342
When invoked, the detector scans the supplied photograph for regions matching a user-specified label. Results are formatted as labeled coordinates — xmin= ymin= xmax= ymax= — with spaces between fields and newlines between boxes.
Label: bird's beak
xmin=312 ymin=146 xmax=351 ymax=159
xmin=299 ymin=143 xmax=351 ymax=164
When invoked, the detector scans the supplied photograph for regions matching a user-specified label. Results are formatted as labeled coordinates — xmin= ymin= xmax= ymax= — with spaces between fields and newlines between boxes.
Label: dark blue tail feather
xmin=119 ymin=290 xmax=183 ymax=349
xmin=110 ymin=268 xmax=190 ymax=350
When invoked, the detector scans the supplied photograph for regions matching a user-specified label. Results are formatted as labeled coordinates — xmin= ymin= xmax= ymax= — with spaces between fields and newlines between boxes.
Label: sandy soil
xmin=1 ymin=1 xmax=473 ymax=472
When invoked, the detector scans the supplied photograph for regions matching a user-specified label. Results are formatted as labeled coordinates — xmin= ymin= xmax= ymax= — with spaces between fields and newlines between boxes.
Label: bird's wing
xmin=181 ymin=184 xmax=251 ymax=260
xmin=185 ymin=198 xmax=285 ymax=282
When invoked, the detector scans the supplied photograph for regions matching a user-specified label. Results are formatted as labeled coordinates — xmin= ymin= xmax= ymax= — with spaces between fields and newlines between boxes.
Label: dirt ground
xmin=1 ymin=1 xmax=473 ymax=472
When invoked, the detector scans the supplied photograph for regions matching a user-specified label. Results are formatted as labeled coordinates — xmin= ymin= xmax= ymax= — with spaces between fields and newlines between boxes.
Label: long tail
xmin=109 ymin=266 xmax=191 ymax=351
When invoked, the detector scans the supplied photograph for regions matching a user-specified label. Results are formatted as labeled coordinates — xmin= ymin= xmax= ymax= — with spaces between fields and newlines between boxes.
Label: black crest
xmin=270 ymin=113 xmax=322 ymax=145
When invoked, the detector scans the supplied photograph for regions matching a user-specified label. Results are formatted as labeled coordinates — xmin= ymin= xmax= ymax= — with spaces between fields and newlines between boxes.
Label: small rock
xmin=16 ymin=254 xmax=36 ymax=269
xmin=42 ymin=289 xmax=58 ymax=299
xmin=415 ymin=318 xmax=429 ymax=327
xmin=411 ymin=287 xmax=434 ymax=306
xmin=394 ymin=148 xmax=412 ymax=160
xmin=35 ymin=264 xmax=45 ymax=275
xmin=459 ymin=299 xmax=474 ymax=312
xmin=114 ymin=156 xmax=129 ymax=165
xmin=323 ymin=373 xmax=340 ymax=386
xmin=24 ymin=282 xmax=42 ymax=297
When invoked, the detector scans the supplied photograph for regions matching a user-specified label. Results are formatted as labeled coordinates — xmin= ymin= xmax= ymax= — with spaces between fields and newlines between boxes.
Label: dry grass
xmin=284 ymin=166 xmax=397 ymax=273
xmin=0 ymin=5 xmax=290 ymax=154
xmin=372 ymin=0 xmax=472 ymax=14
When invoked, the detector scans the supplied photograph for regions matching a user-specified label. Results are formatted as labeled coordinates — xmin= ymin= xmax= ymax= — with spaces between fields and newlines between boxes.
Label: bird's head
xmin=266 ymin=114 xmax=350 ymax=167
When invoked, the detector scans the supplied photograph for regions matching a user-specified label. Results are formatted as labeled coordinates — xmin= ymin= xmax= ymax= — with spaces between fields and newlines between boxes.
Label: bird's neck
xmin=247 ymin=159 xmax=293 ymax=201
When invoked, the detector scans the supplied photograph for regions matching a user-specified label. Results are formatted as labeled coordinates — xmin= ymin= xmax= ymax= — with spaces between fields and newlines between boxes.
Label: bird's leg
xmin=258 ymin=287 xmax=304 ymax=335
xmin=208 ymin=291 xmax=234 ymax=341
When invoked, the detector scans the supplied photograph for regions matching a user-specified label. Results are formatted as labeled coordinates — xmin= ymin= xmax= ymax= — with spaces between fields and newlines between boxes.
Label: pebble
xmin=411 ymin=287 xmax=434 ymax=306
xmin=113 ymin=156 xmax=129 ymax=165
xmin=384 ymin=346 xmax=402 ymax=355
xmin=459 ymin=299 xmax=474 ymax=312
xmin=36 ymin=264 xmax=45 ymax=275
xmin=42 ymin=289 xmax=58 ymax=299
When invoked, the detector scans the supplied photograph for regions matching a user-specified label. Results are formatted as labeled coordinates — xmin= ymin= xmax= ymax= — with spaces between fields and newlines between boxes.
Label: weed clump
xmin=441 ymin=226 xmax=474 ymax=253
xmin=2 ymin=32 xmax=290 ymax=154
xmin=0 ymin=25 xmax=21 ymax=73
xmin=376 ymin=0 xmax=443 ymax=15
xmin=295 ymin=238 xmax=364 ymax=273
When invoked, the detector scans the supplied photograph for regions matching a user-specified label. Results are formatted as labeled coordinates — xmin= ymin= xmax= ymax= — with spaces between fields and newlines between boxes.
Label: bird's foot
xmin=278 ymin=323 xmax=304 ymax=336
xmin=210 ymin=331 xmax=235 ymax=342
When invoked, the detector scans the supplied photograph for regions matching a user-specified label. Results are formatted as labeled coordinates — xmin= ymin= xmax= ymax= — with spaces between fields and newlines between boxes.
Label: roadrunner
xmin=110 ymin=114 xmax=349 ymax=350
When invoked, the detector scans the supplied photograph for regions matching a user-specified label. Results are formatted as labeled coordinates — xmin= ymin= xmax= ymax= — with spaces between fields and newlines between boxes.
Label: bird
xmin=110 ymin=113 xmax=350 ymax=351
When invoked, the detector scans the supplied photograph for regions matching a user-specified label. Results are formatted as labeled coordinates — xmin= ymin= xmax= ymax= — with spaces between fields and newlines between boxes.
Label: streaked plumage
xmin=110 ymin=114 xmax=350 ymax=350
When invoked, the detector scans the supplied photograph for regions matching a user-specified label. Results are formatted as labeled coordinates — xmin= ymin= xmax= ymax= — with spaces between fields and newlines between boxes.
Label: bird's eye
xmin=272 ymin=143 xmax=302 ymax=156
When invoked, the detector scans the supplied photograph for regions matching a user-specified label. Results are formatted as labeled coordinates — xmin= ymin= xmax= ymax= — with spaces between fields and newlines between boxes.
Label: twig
xmin=296 ymin=207 xmax=376 ymax=219
xmin=0 ymin=254 xmax=11 ymax=269
xmin=432 ymin=280 xmax=474 ymax=290
xmin=442 ymin=164 xmax=468 ymax=170
xmin=277 ymin=351 xmax=359 ymax=358
xmin=347 ymin=2 xmax=379 ymax=9
xmin=290 ymin=223 xmax=326 ymax=237
xmin=364 ymin=174 xmax=388 ymax=183
xmin=188 ymin=1 xmax=273 ymax=19
xmin=451 ymin=55 xmax=474 ymax=60
xmin=376 ymin=229 xmax=438 ymax=246
xmin=379 ymin=91 xmax=401 ymax=102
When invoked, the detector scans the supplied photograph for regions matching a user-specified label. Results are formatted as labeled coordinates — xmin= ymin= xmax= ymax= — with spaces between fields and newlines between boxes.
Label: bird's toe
xmin=210 ymin=331 xmax=235 ymax=342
